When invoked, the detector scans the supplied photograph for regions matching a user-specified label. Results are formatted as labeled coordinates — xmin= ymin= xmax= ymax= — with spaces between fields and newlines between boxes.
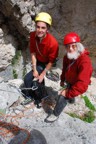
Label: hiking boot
xmin=45 ymin=114 xmax=58 ymax=123
xmin=21 ymin=97 xmax=33 ymax=105
xmin=34 ymin=100 xmax=42 ymax=109
xmin=68 ymin=98 xmax=75 ymax=104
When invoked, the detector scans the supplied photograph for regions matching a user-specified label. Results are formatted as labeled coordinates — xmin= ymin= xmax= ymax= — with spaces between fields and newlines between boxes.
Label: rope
xmin=0 ymin=102 xmax=44 ymax=144
xmin=0 ymin=77 xmax=57 ymax=142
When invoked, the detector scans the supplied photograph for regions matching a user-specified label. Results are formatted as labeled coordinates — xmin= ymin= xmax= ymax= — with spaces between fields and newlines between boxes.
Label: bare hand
xmin=59 ymin=89 xmax=67 ymax=97
xmin=38 ymin=72 xmax=45 ymax=83
xmin=33 ymin=70 xmax=39 ymax=78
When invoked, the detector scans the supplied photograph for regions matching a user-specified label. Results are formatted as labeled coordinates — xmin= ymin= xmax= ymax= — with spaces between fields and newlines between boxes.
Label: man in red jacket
xmin=45 ymin=32 xmax=93 ymax=122
xmin=21 ymin=12 xmax=59 ymax=106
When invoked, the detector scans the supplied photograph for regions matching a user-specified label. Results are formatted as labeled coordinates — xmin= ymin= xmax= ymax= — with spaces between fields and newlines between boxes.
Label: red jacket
xmin=30 ymin=31 xmax=59 ymax=63
xmin=61 ymin=50 xmax=93 ymax=98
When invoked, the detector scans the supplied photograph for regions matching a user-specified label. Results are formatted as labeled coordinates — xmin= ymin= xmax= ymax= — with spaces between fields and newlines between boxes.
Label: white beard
xmin=67 ymin=51 xmax=80 ymax=60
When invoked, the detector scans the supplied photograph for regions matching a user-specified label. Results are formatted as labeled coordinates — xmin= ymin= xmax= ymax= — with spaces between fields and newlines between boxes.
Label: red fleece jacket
xmin=30 ymin=31 xmax=59 ymax=63
xmin=61 ymin=50 xmax=93 ymax=98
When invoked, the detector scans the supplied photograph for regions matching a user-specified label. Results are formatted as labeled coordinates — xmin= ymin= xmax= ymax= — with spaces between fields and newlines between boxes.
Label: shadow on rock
xmin=0 ymin=121 xmax=47 ymax=144
xmin=42 ymin=86 xmax=59 ymax=115
xmin=9 ymin=129 xmax=47 ymax=144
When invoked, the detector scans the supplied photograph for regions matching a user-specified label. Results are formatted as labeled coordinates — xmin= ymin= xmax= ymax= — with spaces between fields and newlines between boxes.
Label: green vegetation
xmin=82 ymin=95 xmax=96 ymax=111
xmin=68 ymin=110 xmax=95 ymax=123
xmin=67 ymin=95 xmax=96 ymax=123
xmin=13 ymin=69 xmax=18 ymax=79
xmin=22 ymin=67 xmax=27 ymax=79
xmin=11 ymin=50 xmax=21 ymax=65
xmin=0 ymin=109 xmax=6 ymax=115
xmin=11 ymin=50 xmax=21 ymax=79
xmin=82 ymin=111 xmax=95 ymax=123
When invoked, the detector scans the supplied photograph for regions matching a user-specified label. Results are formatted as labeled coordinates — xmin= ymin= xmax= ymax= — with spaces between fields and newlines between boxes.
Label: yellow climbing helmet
xmin=35 ymin=12 xmax=52 ymax=26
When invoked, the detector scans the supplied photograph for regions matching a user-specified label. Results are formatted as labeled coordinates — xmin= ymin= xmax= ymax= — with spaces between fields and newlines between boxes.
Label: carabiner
xmin=32 ymin=86 xmax=38 ymax=91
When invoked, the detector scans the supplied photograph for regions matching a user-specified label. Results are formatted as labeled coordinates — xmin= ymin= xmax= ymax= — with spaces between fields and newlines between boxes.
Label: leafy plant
xmin=81 ymin=111 xmax=95 ymax=123
xmin=22 ymin=67 xmax=27 ymax=79
xmin=68 ymin=113 xmax=79 ymax=119
xmin=68 ymin=110 xmax=95 ymax=123
xmin=0 ymin=109 xmax=6 ymax=115
xmin=11 ymin=50 xmax=21 ymax=65
xmin=67 ymin=95 xmax=96 ymax=123
xmin=13 ymin=69 xmax=18 ymax=79
xmin=81 ymin=95 xmax=96 ymax=111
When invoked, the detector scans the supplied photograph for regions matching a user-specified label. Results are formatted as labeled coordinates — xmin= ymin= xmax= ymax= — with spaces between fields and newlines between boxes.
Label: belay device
xmin=21 ymin=78 xmax=47 ymax=108
xmin=31 ymin=78 xmax=48 ymax=108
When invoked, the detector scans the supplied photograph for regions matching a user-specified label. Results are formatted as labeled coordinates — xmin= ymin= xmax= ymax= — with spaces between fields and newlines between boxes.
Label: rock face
xmin=0 ymin=73 xmax=96 ymax=144
xmin=0 ymin=28 xmax=16 ymax=71
xmin=0 ymin=0 xmax=96 ymax=53
xmin=0 ymin=2 xmax=96 ymax=143
xmin=0 ymin=0 xmax=96 ymax=79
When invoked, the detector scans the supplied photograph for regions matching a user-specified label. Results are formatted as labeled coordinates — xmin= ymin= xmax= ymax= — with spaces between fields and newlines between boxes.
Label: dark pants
xmin=53 ymin=95 xmax=74 ymax=116
xmin=22 ymin=61 xmax=46 ymax=97
xmin=53 ymin=95 xmax=67 ymax=116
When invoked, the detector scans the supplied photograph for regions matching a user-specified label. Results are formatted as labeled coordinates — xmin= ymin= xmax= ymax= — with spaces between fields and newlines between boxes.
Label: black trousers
xmin=22 ymin=61 xmax=46 ymax=97
xmin=53 ymin=95 xmax=67 ymax=116
xmin=53 ymin=95 xmax=75 ymax=116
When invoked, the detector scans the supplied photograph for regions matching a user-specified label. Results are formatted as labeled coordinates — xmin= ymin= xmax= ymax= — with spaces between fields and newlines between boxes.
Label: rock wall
xmin=0 ymin=0 xmax=96 ymax=52
xmin=40 ymin=0 xmax=96 ymax=57
xmin=0 ymin=0 xmax=96 ymax=79
xmin=0 ymin=1 xmax=96 ymax=143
